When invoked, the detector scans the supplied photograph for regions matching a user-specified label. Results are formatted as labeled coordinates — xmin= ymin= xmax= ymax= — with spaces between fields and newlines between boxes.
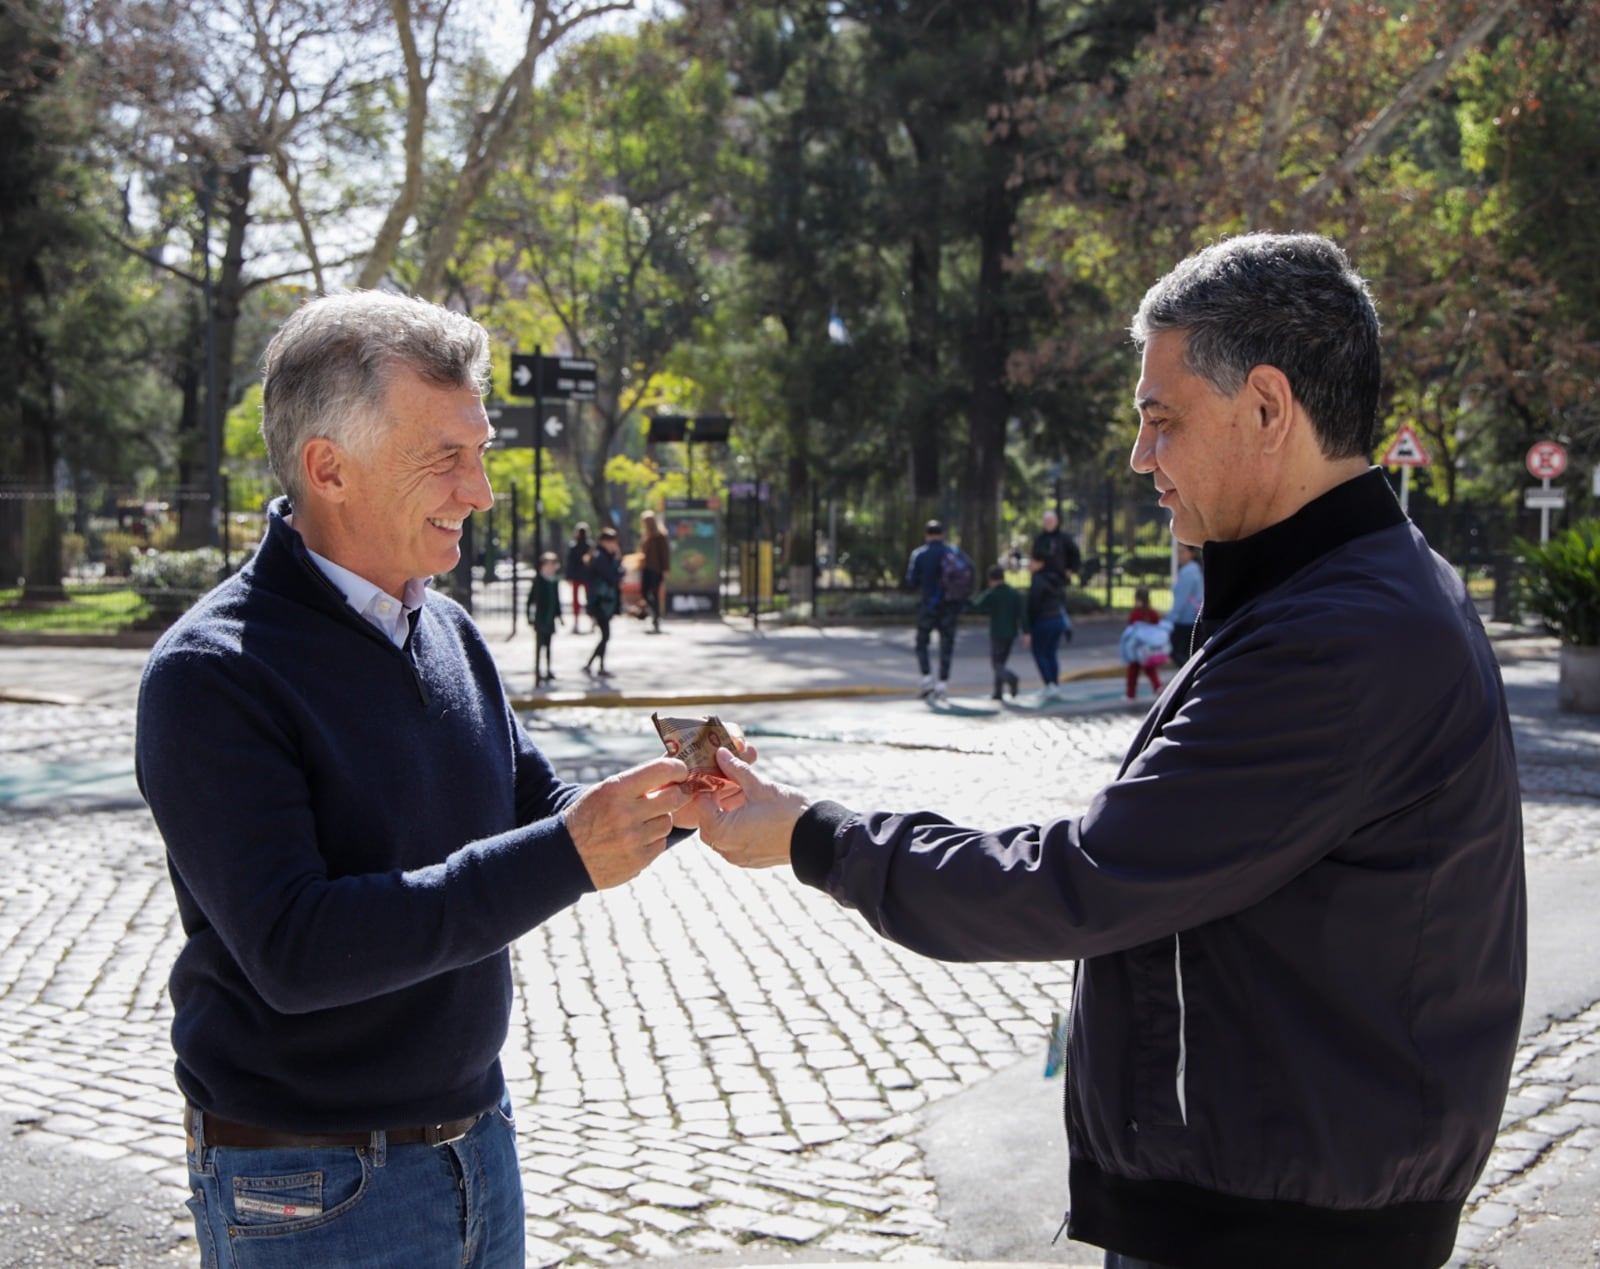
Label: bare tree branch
xmin=1303 ymin=0 xmax=1520 ymax=204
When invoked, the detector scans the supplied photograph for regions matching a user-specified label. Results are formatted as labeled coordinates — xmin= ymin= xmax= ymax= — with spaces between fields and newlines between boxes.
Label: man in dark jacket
xmin=693 ymin=233 xmax=1526 ymax=1269
xmin=136 ymin=291 xmax=704 ymax=1268
xmin=905 ymin=519 xmax=961 ymax=701
xmin=1031 ymin=507 xmax=1082 ymax=586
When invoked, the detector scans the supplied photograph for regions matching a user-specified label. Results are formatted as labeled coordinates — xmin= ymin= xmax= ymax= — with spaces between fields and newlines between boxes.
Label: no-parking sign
xmin=1525 ymin=440 xmax=1568 ymax=481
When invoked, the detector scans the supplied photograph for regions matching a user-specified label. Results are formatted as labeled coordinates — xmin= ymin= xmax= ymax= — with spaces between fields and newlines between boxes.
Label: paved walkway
xmin=1 ymin=616 xmax=1598 ymax=1268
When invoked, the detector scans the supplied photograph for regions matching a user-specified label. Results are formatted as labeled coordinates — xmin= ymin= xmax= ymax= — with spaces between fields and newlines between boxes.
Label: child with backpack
xmin=1120 ymin=585 xmax=1172 ymax=700
xmin=969 ymin=564 xmax=1028 ymax=700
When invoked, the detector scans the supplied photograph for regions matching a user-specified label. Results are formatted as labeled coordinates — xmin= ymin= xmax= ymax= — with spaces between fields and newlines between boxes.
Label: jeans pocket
xmin=231 ymin=1169 xmax=325 ymax=1226
xmin=224 ymin=1146 xmax=371 ymax=1239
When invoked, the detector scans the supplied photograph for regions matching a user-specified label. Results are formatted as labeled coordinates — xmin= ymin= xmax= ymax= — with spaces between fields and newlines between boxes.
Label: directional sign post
xmin=648 ymin=414 xmax=734 ymax=498
xmin=508 ymin=349 xmax=600 ymax=563
xmin=1525 ymin=440 xmax=1569 ymax=543
xmin=1380 ymin=424 xmax=1430 ymax=516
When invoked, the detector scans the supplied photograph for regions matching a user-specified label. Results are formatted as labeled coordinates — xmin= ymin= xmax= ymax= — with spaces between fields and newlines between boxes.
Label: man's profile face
xmin=333 ymin=369 xmax=494 ymax=597
xmin=1041 ymin=510 xmax=1059 ymax=531
xmin=1130 ymin=329 xmax=1275 ymax=546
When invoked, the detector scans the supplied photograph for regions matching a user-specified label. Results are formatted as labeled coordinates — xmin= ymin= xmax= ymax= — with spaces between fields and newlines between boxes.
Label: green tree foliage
xmin=463 ymin=21 xmax=734 ymax=531
xmin=0 ymin=0 xmax=177 ymax=593
xmin=1017 ymin=0 xmax=1600 ymax=554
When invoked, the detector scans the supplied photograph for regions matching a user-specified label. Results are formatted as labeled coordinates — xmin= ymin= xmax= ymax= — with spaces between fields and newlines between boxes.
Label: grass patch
xmin=0 ymin=586 xmax=149 ymax=634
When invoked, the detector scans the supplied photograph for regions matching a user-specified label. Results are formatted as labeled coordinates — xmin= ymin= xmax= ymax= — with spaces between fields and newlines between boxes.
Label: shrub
xmin=1517 ymin=521 xmax=1600 ymax=647
xmin=101 ymin=532 xmax=144 ymax=577
xmin=132 ymin=548 xmax=227 ymax=621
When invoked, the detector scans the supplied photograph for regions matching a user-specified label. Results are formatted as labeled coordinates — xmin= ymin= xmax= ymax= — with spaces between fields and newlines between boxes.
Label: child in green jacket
xmin=527 ymin=552 xmax=564 ymax=685
xmin=969 ymin=564 xmax=1028 ymax=700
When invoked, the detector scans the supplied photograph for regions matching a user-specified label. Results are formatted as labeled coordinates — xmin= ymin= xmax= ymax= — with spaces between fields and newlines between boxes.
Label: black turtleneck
xmin=1197 ymin=466 xmax=1407 ymax=638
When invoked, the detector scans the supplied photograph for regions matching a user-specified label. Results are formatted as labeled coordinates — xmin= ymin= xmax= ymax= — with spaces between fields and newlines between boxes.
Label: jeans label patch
xmin=234 ymin=1193 xmax=323 ymax=1219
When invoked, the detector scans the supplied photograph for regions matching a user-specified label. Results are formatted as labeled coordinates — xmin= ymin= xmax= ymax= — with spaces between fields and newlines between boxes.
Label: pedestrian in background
xmin=583 ymin=526 xmax=623 ymax=679
xmin=527 ymin=550 xmax=564 ymax=686
xmin=135 ymin=290 xmax=698 ymax=1269
xmin=969 ymin=563 xmax=1027 ymax=700
xmin=565 ymin=522 xmax=592 ymax=634
xmin=693 ymin=231 xmax=1525 ymax=1269
xmin=1168 ymin=541 xmax=1203 ymax=666
xmin=1025 ymin=550 xmax=1072 ymax=701
xmin=905 ymin=519 xmax=967 ymax=702
xmin=1031 ymin=507 xmax=1082 ymax=586
xmin=640 ymin=508 xmax=671 ymax=634
xmin=1120 ymin=585 xmax=1169 ymax=700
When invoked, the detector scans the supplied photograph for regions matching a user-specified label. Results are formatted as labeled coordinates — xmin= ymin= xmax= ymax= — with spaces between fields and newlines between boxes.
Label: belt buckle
xmin=423 ymin=1118 xmax=470 ymax=1146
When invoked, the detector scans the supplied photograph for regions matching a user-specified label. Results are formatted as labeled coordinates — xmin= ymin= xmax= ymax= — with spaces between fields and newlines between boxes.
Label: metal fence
xmin=0 ymin=475 xmax=1565 ymax=634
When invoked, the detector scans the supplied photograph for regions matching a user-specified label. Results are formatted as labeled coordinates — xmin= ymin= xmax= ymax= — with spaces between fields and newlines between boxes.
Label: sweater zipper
xmin=297 ymin=553 xmax=431 ymax=706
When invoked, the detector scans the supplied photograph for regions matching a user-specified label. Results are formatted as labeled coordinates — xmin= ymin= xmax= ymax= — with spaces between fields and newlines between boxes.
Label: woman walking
xmin=583 ymin=527 xmax=623 ymax=678
xmin=639 ymin=509 xmax=671 ymax=633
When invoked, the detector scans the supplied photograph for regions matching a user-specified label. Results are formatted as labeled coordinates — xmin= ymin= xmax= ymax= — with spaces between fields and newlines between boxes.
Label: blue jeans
xmin=184 ymin=1093 xmax=524 ymax=1268
xmin=915 ymin=601 xmax=961 ymax=679
xmin=1030 ymin=612 xmax=1071 ymax=684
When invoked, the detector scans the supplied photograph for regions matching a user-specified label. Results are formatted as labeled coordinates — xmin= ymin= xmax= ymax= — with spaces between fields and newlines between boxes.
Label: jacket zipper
xmin=1174 ymin=932 xmax=1189 ymax=1126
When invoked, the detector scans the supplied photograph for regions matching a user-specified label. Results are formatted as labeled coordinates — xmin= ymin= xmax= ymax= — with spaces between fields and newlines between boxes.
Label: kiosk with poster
xmin=665 ymin=498 xmax=722 ymax=615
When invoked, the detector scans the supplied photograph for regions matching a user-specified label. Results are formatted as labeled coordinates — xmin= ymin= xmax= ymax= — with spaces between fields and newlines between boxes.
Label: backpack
xmin=939 ymin=547 xmax=976 ymax=604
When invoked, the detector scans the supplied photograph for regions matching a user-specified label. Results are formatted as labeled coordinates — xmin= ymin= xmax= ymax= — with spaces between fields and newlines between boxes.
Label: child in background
xmin=527 ymin=552 xmax=564 ymax=686
xmin=1121 ymin=585 xmax=1170 ymax=700
xmin=969 ymin=564 xmax=1029 ymax=700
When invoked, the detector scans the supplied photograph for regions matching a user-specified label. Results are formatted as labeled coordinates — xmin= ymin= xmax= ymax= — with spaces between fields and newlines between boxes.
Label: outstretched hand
xmin=669 ymin=740 xmax=760 ymax=834
xmin=563 ymin=756 xmax=690 ymax=889
xmin=694 ymin=746 xmax=811 ymax=870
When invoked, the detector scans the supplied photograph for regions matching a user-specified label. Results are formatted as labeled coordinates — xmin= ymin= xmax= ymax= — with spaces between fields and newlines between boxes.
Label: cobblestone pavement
xmin=1 ymin=669 xmax=1597 ymax=1267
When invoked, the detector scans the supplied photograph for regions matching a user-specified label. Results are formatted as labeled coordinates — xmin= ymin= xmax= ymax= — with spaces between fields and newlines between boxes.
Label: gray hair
xmin=260 ymin=290 xmax=492 ymax=504
xmin=1130 ymin=233 xmax=1381 ymax=460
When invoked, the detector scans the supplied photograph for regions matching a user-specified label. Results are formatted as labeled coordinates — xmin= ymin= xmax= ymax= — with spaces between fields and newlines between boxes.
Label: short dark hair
xmin=987 ymin=564 xmax=1005 ymax=582
xmin=924 ymin=519 xmax=944 ymax=536
xmin=1130 ymin=233 xmax=1381 ymax=460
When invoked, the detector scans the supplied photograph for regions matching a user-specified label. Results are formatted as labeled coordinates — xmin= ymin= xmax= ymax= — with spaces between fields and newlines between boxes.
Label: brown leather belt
xmin=184 ymin=1104 xmax=482 ymax=1151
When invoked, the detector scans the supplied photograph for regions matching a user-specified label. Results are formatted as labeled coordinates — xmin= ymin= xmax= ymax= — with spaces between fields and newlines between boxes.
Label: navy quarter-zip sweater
xmin=136 ymin=499 xmax=593 ymax=1132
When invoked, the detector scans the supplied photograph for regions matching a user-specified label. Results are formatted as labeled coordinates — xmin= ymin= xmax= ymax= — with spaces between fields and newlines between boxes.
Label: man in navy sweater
xmin=136 ymin=292 xmax=705 ymax=1267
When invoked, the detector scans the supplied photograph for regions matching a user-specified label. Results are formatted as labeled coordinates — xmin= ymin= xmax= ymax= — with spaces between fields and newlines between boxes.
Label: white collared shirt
xmin=305 ymin=549 xmax=427 ymax=649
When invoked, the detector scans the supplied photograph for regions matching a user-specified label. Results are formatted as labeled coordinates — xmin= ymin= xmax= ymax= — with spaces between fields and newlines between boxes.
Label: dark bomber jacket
xmin=792 ymin=469 xmax=1526 ymax=1268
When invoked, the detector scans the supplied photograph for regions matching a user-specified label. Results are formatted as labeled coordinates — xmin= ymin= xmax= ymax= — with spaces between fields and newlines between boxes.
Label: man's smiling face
xmin=334 ymin=369 xmax=494 ymax=598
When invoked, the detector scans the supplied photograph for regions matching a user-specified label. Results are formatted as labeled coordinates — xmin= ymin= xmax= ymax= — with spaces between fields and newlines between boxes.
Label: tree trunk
xmin=962 ymin=177 xmax=1018 ymax=572
xmin=19 ymin=397 xmax=62 ymax=599
xmin=784 ymin=440 xmax=814 ymax=607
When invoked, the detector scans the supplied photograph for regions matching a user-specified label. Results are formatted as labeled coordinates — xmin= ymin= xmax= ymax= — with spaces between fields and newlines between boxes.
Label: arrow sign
xmin=486 ymin=403 xmax=568 ymax=450
xmin=1380 ymin=424 xmax=1430 ymax=467
xmin=509 ymin=352 xmax=597 ymax=401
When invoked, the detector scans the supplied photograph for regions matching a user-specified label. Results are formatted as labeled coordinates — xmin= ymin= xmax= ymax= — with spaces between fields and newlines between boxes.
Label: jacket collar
xmin=1199 ymin=467 xmax=1407 ymax=627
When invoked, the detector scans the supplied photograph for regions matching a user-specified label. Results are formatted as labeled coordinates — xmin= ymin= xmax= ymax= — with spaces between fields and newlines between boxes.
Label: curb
xmin=0 ymin=628 xmax=163 ymax=649
xmin=507 ymin=663 xmax=1128 ymax=711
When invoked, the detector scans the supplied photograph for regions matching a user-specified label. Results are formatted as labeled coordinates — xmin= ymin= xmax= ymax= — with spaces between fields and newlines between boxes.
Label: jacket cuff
xmin=791 ymin=800 xmax=853 ymax=889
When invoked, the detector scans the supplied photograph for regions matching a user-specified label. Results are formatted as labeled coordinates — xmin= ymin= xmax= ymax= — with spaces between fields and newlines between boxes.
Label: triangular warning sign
xmin=1381 ymin=424 xmax=1430 ymax=467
